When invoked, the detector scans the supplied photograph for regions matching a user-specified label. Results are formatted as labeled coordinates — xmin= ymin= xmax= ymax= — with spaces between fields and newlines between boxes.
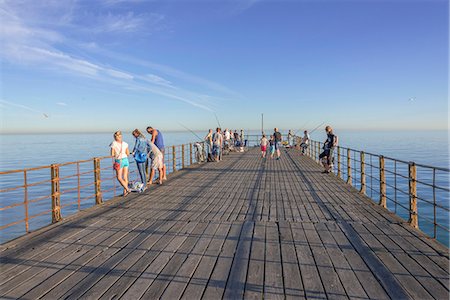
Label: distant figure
xmin=260 ymin=134 xmax=269 ymax=158
xmin=146 ymin=126 xmax=167 ymax=181
xmin=131 ymin=129 xmax=149 ymax=188
xmin=147 ymin=140 xmax=164 ymax=185
xmin=273 ymin=128 xmax=282 ymax=160
xmin=287 ymin=130 xmax=294 ymax=148
xmin=240 ymin=130 xmax=247 ymax=147
xmin=269 ymin=135 xmax=276 ymax=159
xmin=223 ymin=128 xmax=231 ymax=154
xmin=300 ymin=130 xmax=310 ymax=155
xmin=110 ymin=131 xmax=131 ymax=196
xmin=319 ymin=126 xmax=338 ymax=173
xmin=205 ymin=129 xmax=213 ymax=154
xmin=234 ymin=130 xmax=240 ymax=147
xmin=212 ymin=127 xmax=223 ymax=162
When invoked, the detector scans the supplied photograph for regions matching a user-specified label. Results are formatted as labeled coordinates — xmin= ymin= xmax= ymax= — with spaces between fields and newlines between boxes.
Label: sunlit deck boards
xmin=1 ymin=148 xmax=449 ymax=299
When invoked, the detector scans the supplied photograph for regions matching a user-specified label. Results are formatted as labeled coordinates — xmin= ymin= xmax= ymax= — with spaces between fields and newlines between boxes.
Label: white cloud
xmin=142 ymin=74 xmax=173 ymax=87
xmin=106 ymin=69 xmax=134 ymax=80
xmin=0 ymin=99 xmax=43 ymax=114
xmin=56 ymin=102 xmax=68 ymax=106
xmin=0 ymin=0 xmax=238 ymax=113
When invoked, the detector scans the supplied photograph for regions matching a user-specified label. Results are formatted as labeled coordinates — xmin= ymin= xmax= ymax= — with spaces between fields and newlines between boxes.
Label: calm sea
xmin=0 ymin=130 xmax=448 ymax=245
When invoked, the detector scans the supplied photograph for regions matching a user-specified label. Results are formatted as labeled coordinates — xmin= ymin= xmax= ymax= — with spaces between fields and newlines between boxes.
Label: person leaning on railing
xmin=110 ymin=131 xmax=131 ymax=196
xmin=319 ymin=126 xmax=338 ymax=174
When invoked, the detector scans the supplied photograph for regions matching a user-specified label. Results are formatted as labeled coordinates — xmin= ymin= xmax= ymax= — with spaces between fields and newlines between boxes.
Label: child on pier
xmin=269 ymin=135 xmax=275 ymax=159
xmin=260 ymin=135 xmax=269 ymax=158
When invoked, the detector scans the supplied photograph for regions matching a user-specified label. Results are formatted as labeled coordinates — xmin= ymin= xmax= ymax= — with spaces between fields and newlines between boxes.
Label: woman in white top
xmin=110 ymin=131 xmax=131 ymax=196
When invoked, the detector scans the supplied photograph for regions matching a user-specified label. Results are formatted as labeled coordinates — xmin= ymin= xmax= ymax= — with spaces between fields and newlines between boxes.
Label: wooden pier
xmin=1 ymin=148 xmax=448 ymax=299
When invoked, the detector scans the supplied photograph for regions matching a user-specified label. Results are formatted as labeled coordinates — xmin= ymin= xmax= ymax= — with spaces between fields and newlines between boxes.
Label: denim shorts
xmin=115 ymin=157 xmax=129 ymax=168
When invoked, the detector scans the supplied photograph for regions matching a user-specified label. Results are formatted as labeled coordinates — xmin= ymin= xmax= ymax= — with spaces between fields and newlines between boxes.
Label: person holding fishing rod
xmin=300 ymin=130 xmax=310 ymax=155
xmin=319 ymin=125 xmax=338 ymax=174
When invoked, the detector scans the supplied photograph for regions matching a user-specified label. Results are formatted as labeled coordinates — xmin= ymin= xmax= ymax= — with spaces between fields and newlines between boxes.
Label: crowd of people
xmin=110 ymin=125 xmax=338 ymax=196
xmin=204 ymin=128 xmax=247 ymax=162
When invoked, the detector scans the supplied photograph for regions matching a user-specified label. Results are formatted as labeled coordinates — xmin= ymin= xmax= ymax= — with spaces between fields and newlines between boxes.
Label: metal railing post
xmin=379 ymin=156 xmax=387 ymax=208
xmin=360 ymin=151 xmax=366 ymax=194
xmin=317 ymin=142 xmax=321 ymax=163
xmin=346 ymin=149 xmax=352 ymax=186
xmin=51 ymin=164 xmax=62 ymax=223
xmin=94 ymin=158 xmax=103 ymax=205
xmin=182 ymin=144 xmax=185 ymax=168
xmin=172 ymin=145 xmax=176 ymax=172
xmin=190 ymin=143 xmax=193 ymax=165
xmin=24 ymin=170 xmax=29 ymax=233
xmin=337 ymin=146 xmax=341 ymax=178
xmin=409 ymin=162 xmax=418 ymax=228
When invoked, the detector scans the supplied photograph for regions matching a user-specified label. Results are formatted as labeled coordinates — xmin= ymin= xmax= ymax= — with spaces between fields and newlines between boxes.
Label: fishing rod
xmin=293 ymin=120 xmax=310 ymax=136
xmin=308 ymin=122 xmax=325 ymax=134
xmin=214 ymin=112 xmax=222 ymax=129
xmin=178 ymin=122 xmax=204 ymax=141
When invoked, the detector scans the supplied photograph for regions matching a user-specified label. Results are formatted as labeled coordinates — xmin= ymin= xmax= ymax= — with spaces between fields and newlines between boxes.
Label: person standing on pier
xmin=273 ymin=128 xmax=282 ymax=160
xmin=131 ymin=129 xmax=149 ymax=189
xmin=319 ymin=126 xmax=338 ymax=173
xmin=260 ymin=134 xmax=269 ymax=158
xmin=269 ymin=135 xmax=276 ymax=159
xmin=212 ymin=127 xmax=223 ymax=162
xmin=147 ymin=126 xmax=167 ymax=182
xmin=147 ymin=140 xmax=164 ymax=185
xmin=205 ymin=129 xmax=213 ymax=155
xmin=300 ymin=130 xmax=310 ymax=155
xmin=110 ymin=131 xmax=131 ymax=196
xmin=287 ymin=130 xmax=294 ymax=148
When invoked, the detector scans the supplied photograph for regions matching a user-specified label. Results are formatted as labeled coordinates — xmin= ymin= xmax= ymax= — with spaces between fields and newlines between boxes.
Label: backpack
xmin=134 ymin=138 xmax=148 ymax=163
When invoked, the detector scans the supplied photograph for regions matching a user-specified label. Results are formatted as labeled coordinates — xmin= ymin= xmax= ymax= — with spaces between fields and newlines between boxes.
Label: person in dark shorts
xmin=273 ymin=128 xmax=282 ymax=160
xmin=319 ymin=125 xmax=338 ymax=173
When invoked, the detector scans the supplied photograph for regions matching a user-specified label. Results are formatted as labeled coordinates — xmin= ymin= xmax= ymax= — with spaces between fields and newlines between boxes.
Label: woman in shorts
xmin=110 ymin=131 xmax=131 ymax=196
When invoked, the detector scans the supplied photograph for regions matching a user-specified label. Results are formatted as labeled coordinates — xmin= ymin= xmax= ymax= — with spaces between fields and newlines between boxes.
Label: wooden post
xmin=379 ymin=156 xmax=386 ymax=208
xmin=360 ymin=152 xmax=366 ymax=194
xmin=51 ymin=164 xmax=62 ymax=223
xmin=190 ymin=143 xmax=193 ymax=165
xmin=172 ymin=145 xmax=176 ymax=172
xmin=337 ymin=146 xmax=341 ymax=178
xmin=94 ymin=158 xmax=103 ymax=205
xmin=182 ymin=144 xmax=185 ymax=168
xmin=409 ymin=162 xmax=418 ymax=228
xmin=346 ymin=149 xmax=352 ymax=186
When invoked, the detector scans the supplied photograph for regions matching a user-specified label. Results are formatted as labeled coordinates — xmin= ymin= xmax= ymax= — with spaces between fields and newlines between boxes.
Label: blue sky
xmin=0 ymin=0 xmax=448 ymax=133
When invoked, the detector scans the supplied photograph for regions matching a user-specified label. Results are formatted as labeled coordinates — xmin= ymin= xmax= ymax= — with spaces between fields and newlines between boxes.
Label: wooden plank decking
xmin=1 ymin=148 xmax=449 ymax=299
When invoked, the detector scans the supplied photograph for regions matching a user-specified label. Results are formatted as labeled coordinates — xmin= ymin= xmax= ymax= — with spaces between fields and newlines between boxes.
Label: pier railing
xmin=0 ymin=141 xmax=206 ymax=243
xmin=306 ymin=139 xmax=449 ymax=244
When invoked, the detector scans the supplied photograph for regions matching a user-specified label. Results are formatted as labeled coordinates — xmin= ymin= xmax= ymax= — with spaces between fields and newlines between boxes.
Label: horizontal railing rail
xmin=0 ymin=141 xmax=207 ymax=244
xmin=304 ymin=139 xmax=449 ymax=244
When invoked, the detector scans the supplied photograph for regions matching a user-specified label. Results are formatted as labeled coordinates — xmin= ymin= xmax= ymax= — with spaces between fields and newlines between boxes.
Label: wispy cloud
xmin=0 ymin=0 xmax=242 ymax=113
xmin=92 ymin=12 xmax=164 ymax=34
xmin=56 ymin=102 xmax=68 ymax=106
xmin=0 ymin=99 xmax=48 ymax=116
xmin=230 ymin=0 xmax=262 ymax=15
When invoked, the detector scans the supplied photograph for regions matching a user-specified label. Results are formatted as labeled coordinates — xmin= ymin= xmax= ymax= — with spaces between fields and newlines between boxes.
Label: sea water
xmin=0 ymin=130 xmax=448 ymax=245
